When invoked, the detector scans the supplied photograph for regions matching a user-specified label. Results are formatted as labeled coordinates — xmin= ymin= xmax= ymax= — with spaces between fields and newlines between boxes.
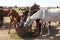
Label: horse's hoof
xmin=46 ymin=33 xmax=50 ymax=36
xmin=40 ymin=32 xmax=42 ymax=35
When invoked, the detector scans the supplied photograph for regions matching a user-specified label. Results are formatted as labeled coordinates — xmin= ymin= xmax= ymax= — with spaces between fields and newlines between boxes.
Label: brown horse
xmin=9 ymin=8 xmax=21 ymax=27
xmin=0 ymin=7 xmax=21 ymax=33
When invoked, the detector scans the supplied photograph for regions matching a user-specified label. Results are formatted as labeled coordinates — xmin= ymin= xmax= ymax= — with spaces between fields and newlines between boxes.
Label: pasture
xmin=0 ymin=7 xmax=60 ymax=40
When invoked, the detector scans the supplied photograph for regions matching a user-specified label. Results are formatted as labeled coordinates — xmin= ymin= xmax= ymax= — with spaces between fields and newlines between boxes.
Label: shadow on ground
xmin=15 ymin=25 xmax=60 ymax=39
xmin=36 ymin=25 xmax=60 ymax=39
xmin=0 ymin=23 xmax=14 ymax=30
xmin=0 ymin=23 xmax=60 ymax=39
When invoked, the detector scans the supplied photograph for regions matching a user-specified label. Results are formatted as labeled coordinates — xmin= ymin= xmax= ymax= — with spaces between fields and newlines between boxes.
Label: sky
xmin=0 ymin=0 xmax=60 ymax=7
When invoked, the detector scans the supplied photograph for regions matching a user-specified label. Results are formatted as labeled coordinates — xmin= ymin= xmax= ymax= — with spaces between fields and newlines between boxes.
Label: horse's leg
xmin=36 ymin=20 xmax=39 ymax=32
xmin=57 ymin=21 xmax=60 ymax=26
xmin=11 ymin=19 xmax=16 ymax=28
xmin=12 ymin=22 xmax=16 ymax=28
xmin=10 ymin=16 xmax=17 ymax=28
xmin=0 ymin=20 xmax=2 ymax=28
xmin=8 ymin=17 xmax=13 ymax=34
xmin=35 ymin=19 xmax=42 ymax=35
xmin=38 ymin=20 xmax=41 ymax=33
xmin=40 ymin=20 xmax=43 ymax=35
xmin=8 ymin=23 xmax=11 ymax=34
xmin=45 ymin=21 xmax=50 ymax=35
xmin=0 ymin=17 xmax=3 ymax=28
xmin=14 ymin=18 xmax=18 ymax=28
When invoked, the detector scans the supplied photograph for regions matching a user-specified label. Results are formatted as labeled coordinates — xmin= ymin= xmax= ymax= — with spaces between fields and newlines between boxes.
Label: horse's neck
xmin=30 ymin=10 xmax=40 ymax=20
xmin=30 ymin=8 xmax=44 ymax=20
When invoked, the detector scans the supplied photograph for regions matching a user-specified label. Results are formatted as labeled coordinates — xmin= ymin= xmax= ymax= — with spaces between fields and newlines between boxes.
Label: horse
xmin=24 ymin=8 xmax=60 ymax=35
xmin=23 ymin=7 xmax=29 ymax=22
xmin=9 ymin=8 xmax=21 ymax=27
xmin=0 ymin=7 xmax=10 ymax=27
xmin=0 ymin=7 xmax=20 ymax=33
xmin=29 ymin=3 xmax=41 ymax=33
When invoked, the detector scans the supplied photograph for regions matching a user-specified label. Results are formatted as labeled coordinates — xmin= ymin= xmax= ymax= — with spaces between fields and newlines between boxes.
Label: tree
xmin=57 ymin=6 xmax=59 ymax=8
xmin=14 ymin=5 xmax=18 ymax=8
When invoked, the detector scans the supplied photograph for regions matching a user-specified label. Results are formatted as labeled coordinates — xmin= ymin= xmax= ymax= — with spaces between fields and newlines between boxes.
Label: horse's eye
xmin=27 ymin=21 xmax=29 ymax=23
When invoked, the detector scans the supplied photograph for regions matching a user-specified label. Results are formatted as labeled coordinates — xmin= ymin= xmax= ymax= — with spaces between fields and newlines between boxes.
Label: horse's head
xmin=24 ymin=17 xmax=32 ymax=27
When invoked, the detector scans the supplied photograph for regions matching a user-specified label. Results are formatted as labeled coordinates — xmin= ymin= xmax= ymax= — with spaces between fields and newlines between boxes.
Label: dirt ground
xmin=0 ymin=23 xmax=17 ymax=40
xmin=0 ymin=29 xmax=15 ymax=40
xmin=0 ymin=22 xmax=60 ymax=40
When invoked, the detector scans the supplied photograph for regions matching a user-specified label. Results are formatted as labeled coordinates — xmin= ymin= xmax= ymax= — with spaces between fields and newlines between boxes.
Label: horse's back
xmin=44 ymin=8 xmax=60 ymax=21
xmin=48 ymin=8 xmax=60 ymax=13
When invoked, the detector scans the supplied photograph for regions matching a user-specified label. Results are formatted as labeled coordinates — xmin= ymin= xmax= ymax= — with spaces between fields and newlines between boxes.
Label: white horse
xmin=24 ymin=8 xmax=60 ymax=35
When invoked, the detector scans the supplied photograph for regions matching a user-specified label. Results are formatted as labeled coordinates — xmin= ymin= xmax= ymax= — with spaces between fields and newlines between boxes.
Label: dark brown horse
xmin=0 ymin=7 xmax=10 ymax=27
xmin=29 ymin=3 xmax=41 ymax=33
